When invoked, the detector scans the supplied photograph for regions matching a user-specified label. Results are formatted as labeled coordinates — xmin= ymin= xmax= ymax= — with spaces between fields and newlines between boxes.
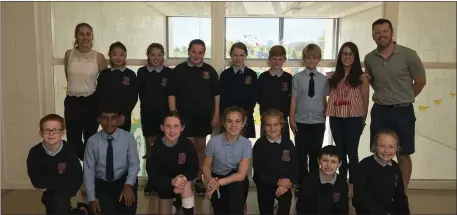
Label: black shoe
xmin=194 ymin=180 xmax=206 ymax=196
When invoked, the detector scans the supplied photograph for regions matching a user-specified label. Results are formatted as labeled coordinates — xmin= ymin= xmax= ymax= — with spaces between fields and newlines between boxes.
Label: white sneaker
xmin=274 ymin=198 xmax=278 ymax=208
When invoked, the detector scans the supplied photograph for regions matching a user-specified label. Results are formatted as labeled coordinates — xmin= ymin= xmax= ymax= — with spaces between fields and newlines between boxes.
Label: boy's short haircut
xmin=318 ymin=145 xmax=341 ymax=161
xmin=98 ymin=105 xmax=123 ymax=116
xmin=39 ymin=114 xmax=65 ymax=131
xmin=302 ymin=44 xmax=322 ymax=59
xmin=268 ymin=45 xmax=287 ymax=59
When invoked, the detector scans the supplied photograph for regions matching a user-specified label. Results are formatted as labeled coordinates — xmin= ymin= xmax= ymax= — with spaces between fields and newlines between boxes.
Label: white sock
xmin=182 ymin=196 xmax=194 ymax=209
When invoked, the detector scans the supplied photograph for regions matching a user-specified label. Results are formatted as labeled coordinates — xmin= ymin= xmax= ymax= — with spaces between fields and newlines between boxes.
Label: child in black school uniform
xmin=253 ymin=109 xmax=297 ymax=215
xmin=168 ymin=39 xmax=220 ymax=195
xmin=296 ymin=145 xmax=349 ymax=215
xmin=258 ymin=45 xmax=292 ymax=140
xmin=353 ymin=129 xmax=410 ymax=215
xmin=83 ymin=106 xmax=140 ymax=215
xmin=96 ymin=41 xmax=139 ymax=132
xmin=220 ymin=42 xmax=258 ymax=138
xmin=137 ymin=43 xmax=173 ymax=195
xmin=27 ymin=114 xmax=87 ymax=215
xmin=203 ymin=106 xmax=252 ymax=215
xmin=146 ymin=111 xmax=199 ymax=215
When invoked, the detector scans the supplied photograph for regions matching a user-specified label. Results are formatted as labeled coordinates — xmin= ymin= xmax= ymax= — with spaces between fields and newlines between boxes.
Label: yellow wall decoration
xmin=450 ymin=92 xmax=456 ymax=98
xmin=419 ymin=105 xmax=430 ymax=111
xmin=434 ymin=99 xmax=442 ymax=105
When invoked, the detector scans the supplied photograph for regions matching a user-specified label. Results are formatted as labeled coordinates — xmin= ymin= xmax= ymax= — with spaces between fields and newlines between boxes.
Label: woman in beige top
xmin=64 ymin=22 xmax=107 ymax=209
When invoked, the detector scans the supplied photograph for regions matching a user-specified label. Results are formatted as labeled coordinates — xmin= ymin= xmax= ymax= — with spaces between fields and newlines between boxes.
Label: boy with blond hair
xmin=258 ymin=45 xmax=293 ymax=140
xmin=290 ymin=44 xmax=330 ymax=195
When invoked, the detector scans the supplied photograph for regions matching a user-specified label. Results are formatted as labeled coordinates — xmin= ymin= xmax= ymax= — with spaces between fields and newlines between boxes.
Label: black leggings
xmin=64 ymin=93 xmax=99 ymax=160
xmin=210 ymin=171 xmax=249 ymax=215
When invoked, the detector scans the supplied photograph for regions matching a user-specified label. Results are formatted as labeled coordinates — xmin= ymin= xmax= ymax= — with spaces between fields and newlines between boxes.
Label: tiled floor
xmin=2 ymin=187 xmax=456 ymax=214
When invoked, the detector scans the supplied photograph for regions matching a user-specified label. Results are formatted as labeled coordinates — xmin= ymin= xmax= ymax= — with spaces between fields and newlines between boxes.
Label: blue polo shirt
xmin=205 ymin=134 xmax=252 ymax=175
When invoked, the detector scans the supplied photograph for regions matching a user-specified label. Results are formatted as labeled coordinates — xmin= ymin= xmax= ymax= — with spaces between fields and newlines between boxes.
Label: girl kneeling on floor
xmin=203 ymin=106 xmax=252 ymax=215
xmin=146 ymin=111 xmax=199 ymax=215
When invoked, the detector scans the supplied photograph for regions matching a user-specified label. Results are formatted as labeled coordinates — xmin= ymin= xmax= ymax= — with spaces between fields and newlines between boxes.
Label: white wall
xmin=339 ymin=5 xmax=382 ymax=57
xmin=340 ymin=2 xmax=456 ymax=180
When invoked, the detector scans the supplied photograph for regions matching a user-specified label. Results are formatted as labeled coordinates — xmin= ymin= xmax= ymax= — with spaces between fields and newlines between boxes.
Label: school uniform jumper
xmin=146 ymin=136 xmax=199 ymax=199
xmin=326 ymin=72 xmax=368 ymax=183
xmin=220 ymin=66 xmax=258 ymax=138
xmin=168 ymin=61 xmax=220 ymax=137
xmin=137 ymin=65 xmax=173 ymax=137
xmin=291 ymin=69 xmax=330 ymax=185
xmin=258 ymin=70 xmax=292 ymax=140
xmin=84 ymin=128 xmax=140 ymax=215
xmin=253 ymin=136 xmax=297 ymax=215
xmin=353 ymin=155 xmax=410 ymax=215
xmin=27 ymin=141 xmax=83 ymax=215
xmin=205 ymin=134 xmax=252 ymax=215
xmin=296 ymin=171 xmax=349 ymax=215
xmin=96 ymin=67 xmax=139 ymax=132
xmin=65 ymin=49 xmax=100 ymax=160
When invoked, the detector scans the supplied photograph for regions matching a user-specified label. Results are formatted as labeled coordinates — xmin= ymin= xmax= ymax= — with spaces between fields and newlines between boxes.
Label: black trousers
xmin=95 ymin=175 xmax=138 ymax=215
xmin=330 ymin=116 xmax=364 ymax=183
xmin=42 ymin=190 xmax=78 ymax=215
xmin=210 ymin=171 xmax=249 ymax=215
xmin=256 ymin=185 xmax=292 ymax=215
xmin=64 ymin=93 xmax=99 ymax=160
xmin=294 ymin=123 xmax=326 ymax=183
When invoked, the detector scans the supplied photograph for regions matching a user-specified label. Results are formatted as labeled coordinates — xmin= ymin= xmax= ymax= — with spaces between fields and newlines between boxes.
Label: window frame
xmin=223 ymin=17 xmax=340 ymax=61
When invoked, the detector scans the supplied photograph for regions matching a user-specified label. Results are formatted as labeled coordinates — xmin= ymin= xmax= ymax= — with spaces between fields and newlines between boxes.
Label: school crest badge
xmin=122 ymin=76 xmax=130 ymax=85
xmin=281 ymin=149 xmax=291 ymax=162
xmin=161 ymin=78 xmax=167 ymax=87
xmin=202 ymin=71 xmax=210 ymax=80
xmin=178 ymin=153 xmax=187 ymax=164
xmin=394 ymin=174 xmax=399 ymax=187
xmin=333 ymin=192 xmax=341 ymax=203
xmin=281 ymin=82 xmax=288 ymax=91
xmin=245 ymin=76 xmax=252 ymax=85
xmin=57 ymin=162 xmax=67 ymax=175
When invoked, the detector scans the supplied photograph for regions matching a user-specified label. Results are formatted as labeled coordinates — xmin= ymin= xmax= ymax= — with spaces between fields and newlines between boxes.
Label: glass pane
xmin=51 ymin=2 xmax=167 ymax=59
xmin=167 ymin=17 xmax=211 ymax=58
xmin=225 ymin=18 xmax=280 ymax=59
xmin=283 ymin=19 xmax=336 ymax=60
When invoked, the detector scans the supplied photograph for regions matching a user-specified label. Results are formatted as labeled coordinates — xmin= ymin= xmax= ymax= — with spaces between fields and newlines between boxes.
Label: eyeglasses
xmin=42 ymin=128 xmax=63 ymax=134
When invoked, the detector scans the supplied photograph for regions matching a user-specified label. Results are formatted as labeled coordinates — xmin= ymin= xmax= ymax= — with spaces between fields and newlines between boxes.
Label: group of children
xmin=26 ymin=22 xmax=410 ymax=215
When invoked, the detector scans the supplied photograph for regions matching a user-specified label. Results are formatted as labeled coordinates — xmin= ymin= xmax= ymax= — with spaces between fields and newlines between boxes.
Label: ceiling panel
xmin=146 ymin=1 xmax=382 ymax=18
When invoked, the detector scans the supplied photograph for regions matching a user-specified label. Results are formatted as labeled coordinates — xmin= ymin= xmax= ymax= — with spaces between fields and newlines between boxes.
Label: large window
xmin=225 ymin=17 xmax=338 ymax=60
xmin=167 ymin=17 xmax=211 ymax=58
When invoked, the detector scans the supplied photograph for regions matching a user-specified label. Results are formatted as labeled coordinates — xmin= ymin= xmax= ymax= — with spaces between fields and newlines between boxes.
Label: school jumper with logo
xmin=257 ymin=71 xmax=293 ymax=140
xmin=253 ymin=136 xmax=297 ymax=215
xmin=27 ymin=141 xmax=83 ymax=215
xmin=137 ymin=65 xmax=173 ymax=137
xmin=353 ymin=155 xmax=410 ymax=215
xmin=168 ymin=61 xmax=220 ymax=137
xmin=219 ymin=66 xmax=258 ymax=138
xmin=296 ymin=170 xmax=349 ymax=215
xmin=96 ymin=67 xmax=139 ymax=132
xmin=146 ymin=136 xmax=198 ymax=215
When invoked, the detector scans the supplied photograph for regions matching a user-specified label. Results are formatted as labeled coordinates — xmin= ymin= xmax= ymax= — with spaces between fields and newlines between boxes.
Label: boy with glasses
xmin=27 ymin=114 xmax=87 ymax=215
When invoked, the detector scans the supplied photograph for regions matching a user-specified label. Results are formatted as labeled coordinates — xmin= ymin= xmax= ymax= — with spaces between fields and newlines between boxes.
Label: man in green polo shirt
xmin=364 ymin=18 xmax=427 ymax=190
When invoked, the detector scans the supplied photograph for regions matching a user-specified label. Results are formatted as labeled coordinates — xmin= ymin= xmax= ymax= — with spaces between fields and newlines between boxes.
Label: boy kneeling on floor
xmin=83 ymin=106 xmax=140 ymax=215
xmin=27 ymin=114 xmax=87 ymax=215
xmin=296 ymin=145 xmax=349 ymax=215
